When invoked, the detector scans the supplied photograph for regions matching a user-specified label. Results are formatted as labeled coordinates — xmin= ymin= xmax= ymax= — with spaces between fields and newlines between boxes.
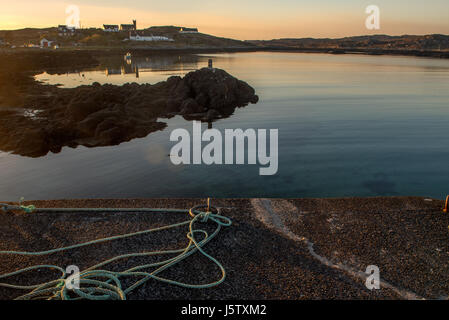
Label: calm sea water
xmin=2 ymin=52 xmax=449 ymax=200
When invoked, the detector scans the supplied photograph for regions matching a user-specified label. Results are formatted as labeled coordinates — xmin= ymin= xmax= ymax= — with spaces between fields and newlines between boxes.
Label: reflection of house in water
xmin=105 ymin=68 xmax=122 ymax=76
xmin=131 ymin=55 xmax=199 ymax=72
xmin=100 ymin=54 xmax=203 ymax=79
xmin=122 ymin=63 xmax=138 ymax=75
xmin=105 ymin=63 xmax=139 ymax=78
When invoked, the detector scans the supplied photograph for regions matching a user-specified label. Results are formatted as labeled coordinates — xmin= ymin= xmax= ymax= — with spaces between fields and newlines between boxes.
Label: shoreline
xmin=0 ymin=62 xmax=258 ymax=157
xmin=1 ymin=196 xmax=448 ymax=300
xmin=2 ymin=46 xmax=449 ymax=60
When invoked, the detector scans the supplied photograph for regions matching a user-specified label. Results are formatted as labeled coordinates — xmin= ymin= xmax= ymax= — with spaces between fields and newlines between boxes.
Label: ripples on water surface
xmin=2 ymin=52 xmax=449 ymax=199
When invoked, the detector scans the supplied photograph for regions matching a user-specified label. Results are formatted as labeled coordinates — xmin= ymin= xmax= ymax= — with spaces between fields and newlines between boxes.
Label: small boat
xmin=124 ymin=52 xmax=132 ymax=61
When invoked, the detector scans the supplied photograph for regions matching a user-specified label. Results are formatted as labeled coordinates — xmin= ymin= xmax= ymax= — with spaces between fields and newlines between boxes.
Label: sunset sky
xmin=0 ymin=0 xmax=448 ymax=40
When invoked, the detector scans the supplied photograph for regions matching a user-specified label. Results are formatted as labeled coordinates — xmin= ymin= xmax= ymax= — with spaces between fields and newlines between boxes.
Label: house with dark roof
xmin=121 ymin=24 xmax=134 ymax=31
xmin=121 ymin=20 xmax=137 ymax=31
xmin=103 ymin=25 xmax=119 ymax=32
xmin=120 ymin=24 xmax=135 ymax=31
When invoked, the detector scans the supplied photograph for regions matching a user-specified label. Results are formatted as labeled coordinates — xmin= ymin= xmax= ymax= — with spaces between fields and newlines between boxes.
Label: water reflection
xmin=2 ymin=52 xmax=449 ymax=200
xmin=36 ymin=54 xmax=207 ymax=87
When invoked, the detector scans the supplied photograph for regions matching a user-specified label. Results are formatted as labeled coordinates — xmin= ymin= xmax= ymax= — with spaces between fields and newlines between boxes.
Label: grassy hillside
xmin=0 ymin=26 xmax=254 ymax=49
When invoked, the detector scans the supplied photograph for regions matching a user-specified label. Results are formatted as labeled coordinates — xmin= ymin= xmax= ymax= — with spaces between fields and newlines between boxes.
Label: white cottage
xmin=40 ymin=38 xmax=54 ymax=48
xmin=129 ymin=32 xmax=173 ymax=42
xmin=179 ymin=27 xmax=199 ymax=34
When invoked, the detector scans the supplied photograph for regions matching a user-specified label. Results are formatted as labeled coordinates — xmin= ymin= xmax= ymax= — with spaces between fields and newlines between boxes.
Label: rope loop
xmin=0 ymin=199 xmax=232 ymax=300
xmin=189 ymin=204 xmax=218 ymax=218
xmin=202 ymin=212 xmax=211 ymax=222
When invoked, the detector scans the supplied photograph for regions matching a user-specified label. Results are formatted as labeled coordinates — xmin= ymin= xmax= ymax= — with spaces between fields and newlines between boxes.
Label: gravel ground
xmin=0 ymin=197 xmax=447 ymax=300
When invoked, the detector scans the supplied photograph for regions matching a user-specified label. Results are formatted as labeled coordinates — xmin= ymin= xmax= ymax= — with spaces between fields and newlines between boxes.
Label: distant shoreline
xmin=2 ymin=29 xmax=449 ymax=59
xmin=2 ymin=46 xmax=449 ymax=60
xmin=257 ymin=46 xmax=449 ymax=59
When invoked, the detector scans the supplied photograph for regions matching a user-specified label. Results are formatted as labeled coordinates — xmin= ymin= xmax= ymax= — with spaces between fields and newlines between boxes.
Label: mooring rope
xmin=0 ymin=200 xmax=232 ymax=300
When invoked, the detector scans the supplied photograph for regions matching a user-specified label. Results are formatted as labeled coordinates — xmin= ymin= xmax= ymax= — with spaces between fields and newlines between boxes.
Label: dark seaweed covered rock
xmin=0 ymin=68 xmax=258 ymax=157
xmin=182 ymin=68 xmax=259 ymax=110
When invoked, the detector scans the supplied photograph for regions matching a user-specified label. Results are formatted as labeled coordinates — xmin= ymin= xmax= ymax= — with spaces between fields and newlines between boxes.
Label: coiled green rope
xmin=0 ymin=200 xmax=232 ymax=300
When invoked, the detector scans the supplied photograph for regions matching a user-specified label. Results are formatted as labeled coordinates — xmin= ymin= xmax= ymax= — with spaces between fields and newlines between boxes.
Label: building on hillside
xmin=129 ymin=31 xmax=174 ymax=42
xmin=121 ymin=24 xmax=135 ymax=31
xmin=40 ymin=38 xmax=55 ymax=48
xmin=121 ymin=20 xmax=137 ymax=31
xmin=179 ymin=27 xmax=199 ymax=33
xmin=103 ymin=25 xmax=119 ymax=32
xmin=58 ymin=25 xmax=76 ymax=36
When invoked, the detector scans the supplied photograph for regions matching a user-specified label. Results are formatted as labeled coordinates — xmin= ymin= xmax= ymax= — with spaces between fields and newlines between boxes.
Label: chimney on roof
xmin=133 ymin=20 xmax=137 ymax=30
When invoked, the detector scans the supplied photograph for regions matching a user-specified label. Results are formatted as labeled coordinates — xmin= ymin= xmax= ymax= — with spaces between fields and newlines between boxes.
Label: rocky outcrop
xmin=166 ymin=68 xmax=259 ymax=116
xmin=0 ymin=68 xmax=258 ymax=157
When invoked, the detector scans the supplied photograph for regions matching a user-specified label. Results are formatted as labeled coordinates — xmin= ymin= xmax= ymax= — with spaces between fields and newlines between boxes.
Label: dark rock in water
xmin=250 ymin=95 xmax=259 ymax=104
xmin=181 ymin=68 xmax=259 ymax=112
xmin=0 ymin=68 xmax=258 ymax=157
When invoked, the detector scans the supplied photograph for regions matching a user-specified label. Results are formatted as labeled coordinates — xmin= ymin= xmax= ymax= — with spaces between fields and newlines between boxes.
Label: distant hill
xmin=0 ymin=26 xmax=254 ymax=49
xmin=2 ymin=29 xmax=448 ymax=53
xmin=0 ymin=28 xmax=56 ymax=45
xmin=247 ymin=34 xmax=449 ymax=51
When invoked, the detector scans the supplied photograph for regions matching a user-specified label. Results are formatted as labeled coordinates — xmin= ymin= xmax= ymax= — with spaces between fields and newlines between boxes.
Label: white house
xmin=129 ymin=33 xmax=174 ymax=42
xmin=179 ymin=27 xmax=199 ymax=34
xmin=40 ymin=38 xmax=54 ymax=48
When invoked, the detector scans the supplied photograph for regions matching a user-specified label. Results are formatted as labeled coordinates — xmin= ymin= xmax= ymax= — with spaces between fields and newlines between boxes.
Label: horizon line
xmin=1 ymin=25 xmax=448 ymax=41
